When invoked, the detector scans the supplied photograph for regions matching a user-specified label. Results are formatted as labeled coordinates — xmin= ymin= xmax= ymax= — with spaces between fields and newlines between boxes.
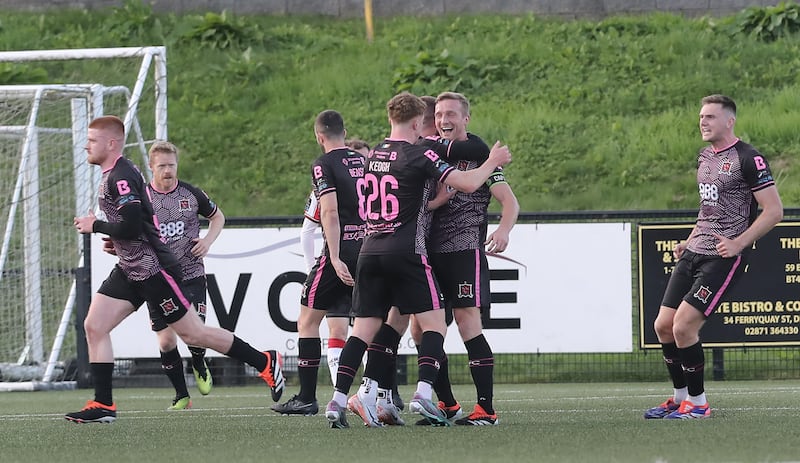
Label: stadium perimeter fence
xmin=104 ymin=209 xmax=800 ymax=389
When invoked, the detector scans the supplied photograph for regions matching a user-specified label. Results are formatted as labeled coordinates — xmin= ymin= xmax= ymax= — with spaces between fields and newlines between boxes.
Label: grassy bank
xmin=1 ymin=3 xmax=800 ymax=215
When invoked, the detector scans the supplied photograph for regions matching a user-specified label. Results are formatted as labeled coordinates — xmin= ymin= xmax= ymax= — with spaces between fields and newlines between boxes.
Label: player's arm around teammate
xmin=484 ymin=182 xmax=519 ymax=254
xmin=443 ymin=141 xmax=510 ymax=193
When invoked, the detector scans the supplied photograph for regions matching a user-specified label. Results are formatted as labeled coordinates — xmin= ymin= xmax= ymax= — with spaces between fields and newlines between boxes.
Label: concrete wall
xmin=0 ymin=0 xmax=782 ymax=19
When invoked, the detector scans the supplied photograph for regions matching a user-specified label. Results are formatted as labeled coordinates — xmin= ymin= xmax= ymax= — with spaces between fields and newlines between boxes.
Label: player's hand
xmin=73 ymin=209 xmax=96 ymax=234
xmin=485 ymin=229 xmax=510 ymax=253
xmin=191 ymin=238 xmax=211 ymax=257
xmin=101 ymin=237 xmax=117 ymax=255
xmin=712 ymin=233 xmax=744 ymax=258
xmin=331 ymin=258 xmax=354 ymax=286
xmin=673 ymin=241 xmax=687 ymax=260
xmin=488 ymin=141 xmax=511 ymax=167
xmin=428 ymin=183 xmax=456 ymax=210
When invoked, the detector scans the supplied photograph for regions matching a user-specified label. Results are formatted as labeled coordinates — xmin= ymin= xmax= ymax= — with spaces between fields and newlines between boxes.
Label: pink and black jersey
xmin=360 ymin=139 xmax=456 ymax=256
xmin=688 ymin=139 xmax=776 ymax=256
xmin=99 ymin=156 xmax=179 ymax=280
xmin=147 ymin=180 xmax=218 ymax=280
xmin=311 ymin=147 xmax=366 ymax=260
xmin=422 ymin=133 xmax=508 ymax=253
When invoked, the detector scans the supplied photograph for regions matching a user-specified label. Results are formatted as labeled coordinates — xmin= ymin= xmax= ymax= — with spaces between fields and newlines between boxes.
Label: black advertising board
xmin=638 ymin=222 xmax=800 ymax=348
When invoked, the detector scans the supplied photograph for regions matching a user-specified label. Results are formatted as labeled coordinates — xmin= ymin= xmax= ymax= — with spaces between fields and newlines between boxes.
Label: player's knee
xmin=177 ymin=331 xmax=203 ymax=347
xmin=328 ymin=325 xmax=348 ymax=340
xmin=386 ymin=308 xmax=408 ymax=332
xmin=171 ymin=322 xmax=206 ymax=347
xmin=653 ymin=311 xmax=676 ymax=341
xmin=83 ymin=317 xmax=107 ymax=343
xmin=298 ymin=306 xmax=326 ymax=335
xmin=671 ymin=322 xmax=697 ymax=345
xmin=410 ymin=325 xmax=422 ymax=344
xmin=458 ymin=325 xmax=480 ymax=341
xmin=157 ymin=331 xmax=178 ymax=351
xmin=653 ymin=320 xmax=672 ymax=340
xmin=454 ymin=309 xmax=480 ymax=337
xmin=299 ymin=320 xmax=325 ymax=338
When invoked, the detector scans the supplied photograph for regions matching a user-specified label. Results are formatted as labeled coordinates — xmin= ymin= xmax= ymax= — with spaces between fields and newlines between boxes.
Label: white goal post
xmin=0 ymin=47 xmax=167 ymax=391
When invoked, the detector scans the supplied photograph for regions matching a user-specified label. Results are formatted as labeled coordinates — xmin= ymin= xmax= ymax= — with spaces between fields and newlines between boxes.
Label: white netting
xmin=0 ymin=48 xmax=166 ymax=390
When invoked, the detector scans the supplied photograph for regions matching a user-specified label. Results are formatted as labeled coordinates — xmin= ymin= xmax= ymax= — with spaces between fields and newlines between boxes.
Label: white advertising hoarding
xmin=93 ymin=223 xmax=633 ymax=358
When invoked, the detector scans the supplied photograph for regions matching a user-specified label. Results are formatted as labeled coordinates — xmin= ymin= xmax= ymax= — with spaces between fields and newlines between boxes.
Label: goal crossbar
xmin=0 ymin=47 xmax=168 ymax=142
xmin=0 ymin=46 xmax=165 ymax=63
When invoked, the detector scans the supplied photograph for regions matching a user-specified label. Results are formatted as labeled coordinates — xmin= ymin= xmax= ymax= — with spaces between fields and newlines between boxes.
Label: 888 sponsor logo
xmin=699 ymin=182 xmax=718 ymax=204
xmin=159 ymin=220 xmax=186 ymax=239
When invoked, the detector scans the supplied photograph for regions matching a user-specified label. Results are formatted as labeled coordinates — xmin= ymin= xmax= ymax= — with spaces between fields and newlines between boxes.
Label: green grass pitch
xmin=2 ymin=381 xmax=799 ymax=463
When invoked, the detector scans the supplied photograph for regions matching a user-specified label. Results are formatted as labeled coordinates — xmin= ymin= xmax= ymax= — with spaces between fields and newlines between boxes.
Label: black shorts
xmin=149 ymin=276 xmax=207 ymax=332
xmin=661 ymin=249 xmax=747 ymax=317
xmin=430 ymin=249 xmax=491 ymax=310
xmin=98 ymin=264 xmax=192 ymax=326
xmin=352 ymin=253 xmax=444 ymax=318
xmin=300 ymin=255 xmax=355 ymax=318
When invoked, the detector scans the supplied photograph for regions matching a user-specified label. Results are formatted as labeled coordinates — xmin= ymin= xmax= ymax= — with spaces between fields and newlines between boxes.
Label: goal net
xmin=0 ymin=47 xmax=167 ymax=391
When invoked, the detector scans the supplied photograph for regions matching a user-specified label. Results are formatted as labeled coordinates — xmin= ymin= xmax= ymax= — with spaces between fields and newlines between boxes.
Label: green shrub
xmin=180 ymin=10 xmax=260 ymax=49
xmin=103 ymin=0 xmax=164 ymax=43
xmin=734 ymin=1 xmax=800 ymax=41
xmin=392 ymin=49 xmax=504 ymax=94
